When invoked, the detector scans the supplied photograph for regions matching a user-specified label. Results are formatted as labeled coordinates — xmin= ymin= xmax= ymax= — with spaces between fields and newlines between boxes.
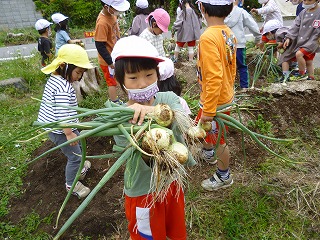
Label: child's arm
xmin=172 ymin=10 xmax=184 ymax=33
xmin=130 ymin=16 xmax=141 ymax=36
xmin=243 ymin=10 xmax=261 ymax=45
xmin=63 ymin=128 xmax=78 ymax=146
xmin=68 ymin=39 xmax=82 ymax=45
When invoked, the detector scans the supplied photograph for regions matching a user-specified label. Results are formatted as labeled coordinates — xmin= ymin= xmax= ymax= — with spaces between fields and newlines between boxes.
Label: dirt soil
xmin=6 ymin=62 xmax=320 ymax=239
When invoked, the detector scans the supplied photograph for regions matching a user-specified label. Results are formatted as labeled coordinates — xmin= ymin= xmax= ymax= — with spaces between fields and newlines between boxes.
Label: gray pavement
xmin=0 ymin=0 xmax=42 ymax=30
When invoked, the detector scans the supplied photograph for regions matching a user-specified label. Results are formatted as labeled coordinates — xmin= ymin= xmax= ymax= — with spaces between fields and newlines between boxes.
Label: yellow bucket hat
xmin=41 ymin=44 xmax=94 ymax=74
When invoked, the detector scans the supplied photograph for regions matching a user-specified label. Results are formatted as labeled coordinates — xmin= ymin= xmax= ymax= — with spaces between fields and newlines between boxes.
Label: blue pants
xmin=236 ymin=48 xmax=249 ymax=88
xmin=48 ymin=130 xmax=82 ymax=186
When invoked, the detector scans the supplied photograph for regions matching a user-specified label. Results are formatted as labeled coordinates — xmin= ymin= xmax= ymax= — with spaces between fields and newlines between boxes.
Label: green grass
xmin=185 ymin=184 xmax=318 ymax=239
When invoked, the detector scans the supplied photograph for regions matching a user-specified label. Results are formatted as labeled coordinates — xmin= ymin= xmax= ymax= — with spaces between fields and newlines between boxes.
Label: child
xmin=37 ymin=44 xmax=93 ymax=198
xmin=283 ymin=0 xmax=320 ymax=81
xmin=139 ymin=8 xmax=170 ymax=57
xmin=51 ymin=13 xmax=83 ymax=55
xmin=250 ymin=0 xmax=283 ymax=39
xmin=35 ymin=19 xmax=53 ymax=67
xmin=275 ymin=26 xmax=298 ymax=82
xmin=111 ymin=35 xmax=196 ymax=239
xmin=196 ymin=0 xmax=237 ymax=191
xmin=261 ymin=19 xmax=282 ymax=45
xmin=95 ymin=0 xmax=130 ymax=104
xmin=171 ymin=0 xmax=202 ymax=62
xmin=158 ymin=56 xmax=192 ymax=114
xmin=225 ymin=0 xmax=261 ymax=89
xmin=128 ymin=0 xmax=150 ymax=36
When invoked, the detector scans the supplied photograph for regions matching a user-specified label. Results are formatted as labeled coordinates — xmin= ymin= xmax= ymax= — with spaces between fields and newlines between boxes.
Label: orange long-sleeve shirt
xmin=197 ymin=25 xmax=237 ymax=117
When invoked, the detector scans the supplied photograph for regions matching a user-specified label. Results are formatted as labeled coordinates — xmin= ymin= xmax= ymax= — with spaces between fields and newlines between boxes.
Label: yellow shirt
xmin=197 ymin=25 xmax=237 ymax=117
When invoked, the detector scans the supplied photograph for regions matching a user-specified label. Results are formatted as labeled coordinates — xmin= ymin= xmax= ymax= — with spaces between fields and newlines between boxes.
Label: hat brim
xmin=115 ymin=56 xmax=164 ymax=63
xmin=112 ymin=1 xmax=130 ymax=11
xmin=157 ymin=23 xmax=168 ymax=33
xmin=41 ymin=58 xmax=94 ymax=74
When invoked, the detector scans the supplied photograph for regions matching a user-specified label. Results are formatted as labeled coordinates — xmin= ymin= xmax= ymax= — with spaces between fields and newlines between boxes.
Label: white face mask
xmin=302 ymin=2 xmax=317 ymax=9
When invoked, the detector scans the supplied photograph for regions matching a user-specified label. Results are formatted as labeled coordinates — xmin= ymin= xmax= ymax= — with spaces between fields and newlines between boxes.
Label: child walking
xmin=196 ymin=0 xmax=237 ymax=191
xmin=128 ymin=0 xmax=150 ymax=36
xmin=224 ymin=0 xmax=261 ymax=89
xmin=139 ymin=8 xmax=170 ymax=57
xmin=282 ymin=0 xmax=320 ymax=81
xmin=37 ymin=44 xmax=93 ymax=199
xmin=95 ymin=0 xmax=130 ymax=104
xmin=171 ymin=0 xmax=202 ymax=62
xmin=51 ymin=13 xmax=83 ymax=55
xmin=111 ymin=35 xmax=196 ymax=239
xmin=35 ymin=19 xmax=53 ymax=67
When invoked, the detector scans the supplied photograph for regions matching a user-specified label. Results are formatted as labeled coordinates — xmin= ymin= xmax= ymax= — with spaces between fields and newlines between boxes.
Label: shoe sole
xmin=203 ymin=159 xmax=217 ymax=165
xmin=201 ymin=179 xmax=234 ymax=191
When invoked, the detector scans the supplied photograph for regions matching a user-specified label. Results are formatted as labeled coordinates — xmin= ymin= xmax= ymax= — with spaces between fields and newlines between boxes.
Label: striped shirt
xmin=139 ymin=29 xmax=166 ymax=57
xmin=37 ymin=74 xmax=79 ymax=134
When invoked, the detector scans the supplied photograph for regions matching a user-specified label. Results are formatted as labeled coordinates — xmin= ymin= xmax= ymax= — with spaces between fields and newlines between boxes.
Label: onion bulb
xmin=153 ymin=104 xmax=173 ymax=127
xmin=141 ymin=128 xmax=172 ymax=153
xmin=200 ymin=122 xmax=212 ymax=132
xmin=169 ymin=142 xmax=188 ymax=164
xmin=188 ymin=126 xmax=207 ymax=139
xmin=278 ymin=48 xmax=285 ymax=54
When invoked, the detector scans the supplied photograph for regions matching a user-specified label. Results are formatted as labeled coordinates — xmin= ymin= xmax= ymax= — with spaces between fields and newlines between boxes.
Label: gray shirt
xmin=172 ymin=7 xmax=201 ymax=43
xmin=128 ymin=14 xmax=148 ymax=36
xmin=286 ymin=8 xmax=320 ymax=54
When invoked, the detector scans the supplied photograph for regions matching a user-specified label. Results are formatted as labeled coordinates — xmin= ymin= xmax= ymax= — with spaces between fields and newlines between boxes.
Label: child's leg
xmin=174 ymin=44 xmax=181 ymax=61
xmin=296 ymin=50 xmax=307 ymax=75
xmin=187 ymin=46 xmax=194 ymax=61
xmin=216 ymin=143 xmax=230 ymax=171
xmin=236 ymin=48 xmax=249 ymax=88
xmin=100 ymin=64 xmax=119 ymax=102
xmin=306 ymin=60 xmax=314 ymax=79
xmin=48 ymin=131 xmax=82 ymax=186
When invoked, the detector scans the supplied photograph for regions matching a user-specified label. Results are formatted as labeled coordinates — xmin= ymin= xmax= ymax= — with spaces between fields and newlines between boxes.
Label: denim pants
xmin=236 ymin=48 xmax=249 ymax=88
xmin=48 ymin=130 xmax=81 ymax=186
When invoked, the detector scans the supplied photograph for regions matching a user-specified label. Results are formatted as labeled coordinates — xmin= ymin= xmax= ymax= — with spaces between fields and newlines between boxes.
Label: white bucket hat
xmin=262 ymin=19 xmax=283 ymax=34
xmin=111 ymin=36 xmax=164 ymax=63
xmin=102 ymin=0 xmax=130 ymax=11
xmin=35 ymin=19 xmax=53 ymax=31
xmin=196 ymin=0 xmax=234 ymax=5
xmin=51 ymin=13 xmax=68 ymax=24
xmin=158 ymin=57 xmax=174 ymax=81
xmin=136 ymin=0 xmax=148 ymax=8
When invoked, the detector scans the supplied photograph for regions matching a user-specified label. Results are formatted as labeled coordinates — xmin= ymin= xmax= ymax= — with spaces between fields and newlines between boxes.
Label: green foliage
xmin=0 ymin=27 xmax=38 ymax=46
xmin=0 ymin=211 xmax=52 ymax=239
xmin=0 ymin=54 xmax=47 ymax=95
xmin=248 ymin=114 xmax=273 ymax=135
xmin=33 ymin=0 xmax=101 ymax=29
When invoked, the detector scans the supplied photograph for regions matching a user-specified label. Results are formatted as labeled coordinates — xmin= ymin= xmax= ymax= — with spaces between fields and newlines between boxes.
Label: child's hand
xmin=128 ymin=103 xmax=154 ymax=125
xmin=250 ymin=8 xmax=258 ymax=14
xmin=283 ymin=38 xmax=290 ymax=49
xmin=200 ymin=114 xmax=214 ymax=124
xmin=65 ymin=132 xmax=79 ymax=146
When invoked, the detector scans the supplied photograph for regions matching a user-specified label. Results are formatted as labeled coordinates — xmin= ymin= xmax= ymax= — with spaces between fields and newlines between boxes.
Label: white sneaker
xmin=66 ymin=181 xmax=90 ymax=199
xmin=200 ymin=149 xmax=217 ymax=164
xmin=201 ymin=173 xmax=233 ymax=191
xmin=79 ymin=160 xmax=91 ymax=180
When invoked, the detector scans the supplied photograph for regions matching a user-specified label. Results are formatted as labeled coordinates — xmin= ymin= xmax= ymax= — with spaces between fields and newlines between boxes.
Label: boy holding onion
xmin=111 ymin=35 xmax=196 ymax=240
xmin=196 ymin=0 xmax=237 ymax=191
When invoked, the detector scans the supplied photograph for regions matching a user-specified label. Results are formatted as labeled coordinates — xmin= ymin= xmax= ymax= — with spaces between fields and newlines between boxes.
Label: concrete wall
xmin=0 ymin=0 xmax=43 ymax=30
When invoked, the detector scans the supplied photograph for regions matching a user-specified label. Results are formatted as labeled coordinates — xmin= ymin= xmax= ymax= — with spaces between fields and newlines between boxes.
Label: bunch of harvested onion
xmin=7 ymin=99 xmax=197 ymax=239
